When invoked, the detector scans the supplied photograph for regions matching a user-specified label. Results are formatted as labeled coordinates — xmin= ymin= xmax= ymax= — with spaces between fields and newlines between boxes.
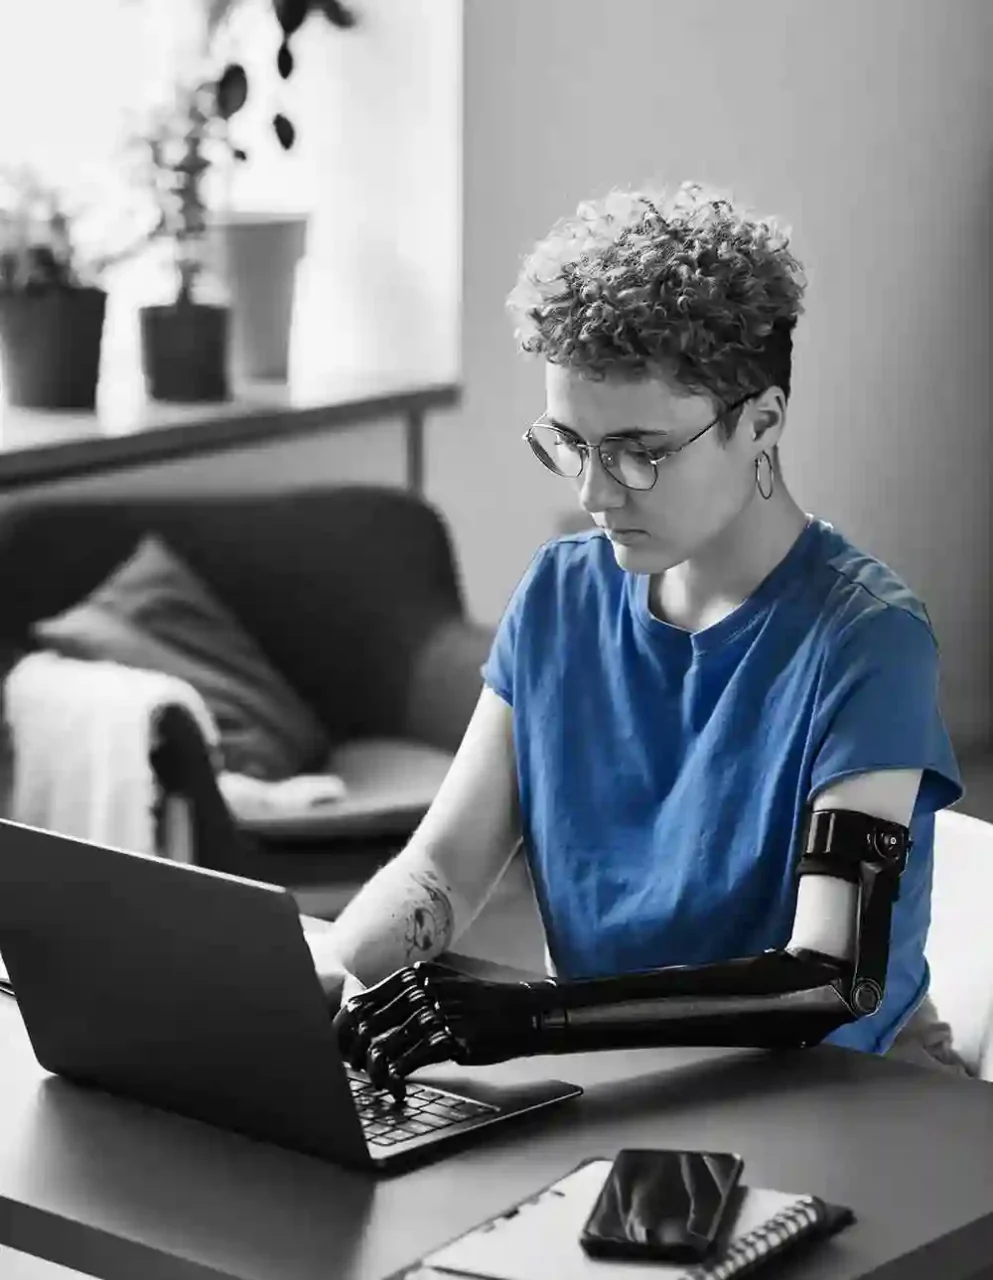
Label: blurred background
xmin=1 ymin=0 xmax=986 ymax=750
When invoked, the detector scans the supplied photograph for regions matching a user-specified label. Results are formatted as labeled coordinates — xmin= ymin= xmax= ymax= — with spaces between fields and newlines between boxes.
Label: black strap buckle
xmin=800 ymin=809 xmax=911 ymax=880
xmin=799 ymin=808 xmax=913 ymax=1019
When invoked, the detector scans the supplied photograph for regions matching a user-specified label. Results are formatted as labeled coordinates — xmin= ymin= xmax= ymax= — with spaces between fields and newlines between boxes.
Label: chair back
xmin=0 ymin=484 xmax=466 ymax=741
xmin=926 ymin=807 xmax=993 ymax=1079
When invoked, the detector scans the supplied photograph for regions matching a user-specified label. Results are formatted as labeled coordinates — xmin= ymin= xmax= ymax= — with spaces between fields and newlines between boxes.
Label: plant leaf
xmin=273 ymin=113 xmax=296 ymax=150
xmin=216 ymin=63 xmax=248 ymax=120
xmin=318 ymin=0 xmax=358 ymax=28
xmin=272 ymin=0 xmax=309 ymax=38
xmin=277 ymin=40 xmax=294 ymax=79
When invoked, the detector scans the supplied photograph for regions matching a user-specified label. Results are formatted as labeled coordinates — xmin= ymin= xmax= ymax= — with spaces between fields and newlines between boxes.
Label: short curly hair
xmin=506 ymin=180 xmax=808 ymax=439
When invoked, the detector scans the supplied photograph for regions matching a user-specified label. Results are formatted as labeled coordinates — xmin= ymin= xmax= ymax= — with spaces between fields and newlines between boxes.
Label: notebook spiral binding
xmin=685 ymin=1195 xmax=823 ymax=1279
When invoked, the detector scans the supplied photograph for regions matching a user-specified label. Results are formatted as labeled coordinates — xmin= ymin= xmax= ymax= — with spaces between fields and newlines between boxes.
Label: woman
xmin=320 ymin=180 xmax=970 ymax=1084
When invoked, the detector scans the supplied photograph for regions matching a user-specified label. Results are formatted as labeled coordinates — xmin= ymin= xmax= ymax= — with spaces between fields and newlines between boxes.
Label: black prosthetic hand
xmin=332 ymin=948 xmax=855 ymax=1100
xmin=333 ymin=962 xmax=555 ymax=1100
xmin=332 ymin=808 xmax=911 ymax=1098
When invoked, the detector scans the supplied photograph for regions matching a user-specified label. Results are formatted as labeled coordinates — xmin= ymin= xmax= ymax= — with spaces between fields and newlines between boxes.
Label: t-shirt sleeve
xmin=808 ymin=606 xmax=963 ymax=817
xmin=480 ymin=542 xmax=554 ymax=708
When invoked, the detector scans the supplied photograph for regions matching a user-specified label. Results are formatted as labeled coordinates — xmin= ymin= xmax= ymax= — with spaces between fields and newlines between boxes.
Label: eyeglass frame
xmin=522 ymin=391 xmax=758 ymax=492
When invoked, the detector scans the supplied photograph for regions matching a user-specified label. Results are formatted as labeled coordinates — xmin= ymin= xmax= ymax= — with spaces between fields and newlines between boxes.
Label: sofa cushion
xmin=235 ymin=737 xmax=454 ymax=841
xmin=33 ymin=534 xmax=330 ymax=781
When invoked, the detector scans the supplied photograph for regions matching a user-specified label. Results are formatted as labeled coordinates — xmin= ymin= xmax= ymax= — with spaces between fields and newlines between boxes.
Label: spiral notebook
xmin=391 ymin=1157 xmax=855 ymax=1280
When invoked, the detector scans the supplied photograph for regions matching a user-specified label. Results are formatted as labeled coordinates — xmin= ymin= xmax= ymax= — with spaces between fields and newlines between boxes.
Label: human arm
xmin=336 ymin=595 xmax=965 ymax=1090
xmin=308 ymin=685 xmax=523 ymax=992
xmin=334 ymin=769 xmax=920 ymax=1093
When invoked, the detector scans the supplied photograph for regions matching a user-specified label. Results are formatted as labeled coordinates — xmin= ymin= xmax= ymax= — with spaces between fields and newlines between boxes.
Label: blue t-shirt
xmin=480 ymin=515 xmax=964 ymax=1055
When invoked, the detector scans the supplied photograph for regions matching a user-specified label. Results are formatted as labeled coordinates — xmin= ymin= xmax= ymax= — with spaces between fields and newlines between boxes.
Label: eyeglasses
xmin=522 ymin=393 xmax=756 ymax=491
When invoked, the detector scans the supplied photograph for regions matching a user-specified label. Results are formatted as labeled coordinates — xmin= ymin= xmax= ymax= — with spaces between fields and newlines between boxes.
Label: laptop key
xmin=420 ymin=1099 xmax=458 ymax=1115
xmin=349 ymin=1066 xmax=500 ymax=1147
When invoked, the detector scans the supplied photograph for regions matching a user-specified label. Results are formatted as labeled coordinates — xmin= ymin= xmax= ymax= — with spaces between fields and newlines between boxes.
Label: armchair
xmin=0 ymin=482 xmax=493 ymax=917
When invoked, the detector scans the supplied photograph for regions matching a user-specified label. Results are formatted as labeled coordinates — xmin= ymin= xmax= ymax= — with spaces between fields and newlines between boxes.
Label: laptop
xmin=0 ymin=820 xmax=581 ymax=1173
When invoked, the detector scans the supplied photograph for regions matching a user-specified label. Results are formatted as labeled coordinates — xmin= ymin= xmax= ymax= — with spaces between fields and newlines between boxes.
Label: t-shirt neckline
xmin=633 ymin=513 xmax=822 ymax=654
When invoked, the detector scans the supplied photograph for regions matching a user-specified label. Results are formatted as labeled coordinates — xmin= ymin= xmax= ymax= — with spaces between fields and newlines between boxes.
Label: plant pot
xmin=139 ymin=301 xmax=230 ymax=403
xmin=207 ymin=213 xmax=308 ymax=381
xmin=0 ymin=287 xmax=106 ymax=409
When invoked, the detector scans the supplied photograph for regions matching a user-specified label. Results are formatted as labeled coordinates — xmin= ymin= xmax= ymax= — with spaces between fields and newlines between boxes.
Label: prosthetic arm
xmin=333 ymin=808 xmax=911 ymax=1097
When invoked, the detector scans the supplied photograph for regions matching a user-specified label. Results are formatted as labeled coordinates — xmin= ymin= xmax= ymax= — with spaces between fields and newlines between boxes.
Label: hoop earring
xmin=755 ymin=450 xmax=774 ymax=500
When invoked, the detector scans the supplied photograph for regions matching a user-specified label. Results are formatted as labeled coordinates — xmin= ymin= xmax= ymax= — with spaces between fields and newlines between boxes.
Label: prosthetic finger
xmin=335 ymin=999 xmax=390 ymax=1071
xmin=331 ymin=1000 xmax=363 ymax=1065
xmin=334 ymin=972 xmax=421 ymax=1066
xmin=387 ymin=1023 xmax=458 ymax=1081
xmin=354 ymin=987 xmax=424 ymax=1055
xmin=366 ymin=1004 xmax=453 ymax=1099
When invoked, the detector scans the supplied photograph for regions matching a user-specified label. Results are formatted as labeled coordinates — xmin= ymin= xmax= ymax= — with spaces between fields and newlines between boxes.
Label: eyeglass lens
xmin=528 ymin=424 xmax=657 ymax=490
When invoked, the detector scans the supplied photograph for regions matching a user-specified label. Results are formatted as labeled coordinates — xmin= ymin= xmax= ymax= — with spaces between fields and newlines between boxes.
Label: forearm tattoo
xmin=401 ymin=871 xmax=455 ymax=962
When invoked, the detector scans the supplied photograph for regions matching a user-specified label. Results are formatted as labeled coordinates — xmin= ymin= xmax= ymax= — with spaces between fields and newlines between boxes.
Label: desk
xmin=0 ymin=992 xmax=992 ymax=1280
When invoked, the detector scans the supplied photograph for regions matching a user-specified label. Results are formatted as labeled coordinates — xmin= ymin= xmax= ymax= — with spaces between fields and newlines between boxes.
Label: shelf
xmin=0 ymin=370 xmax=461 ymax=493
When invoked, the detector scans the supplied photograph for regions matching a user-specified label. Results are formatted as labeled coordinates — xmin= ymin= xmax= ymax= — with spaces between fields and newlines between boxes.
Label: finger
xmin=333 ymin=967 xmax=421 ymax=1066
xmin=367 ymin=1043 xmax=407 ymax=1104
xmin=340 ymin=984 xmax=416 ymax=1068
xmin=346 ymin=966 xmax=426 ymax=1046
xmin=340 ymin=972 xmax=368 ymax=1007
xmin=391 ymin=1025 xmax=456 ymax=1079
xmin=365 ymin=998 xmax=458 ymax=1102
xmin=360 ymin=985 xmax=427 ymax=1041
xmin=334 ymin=1000 xmax=389 ymax=1072
xmin=364 ymin=1003 xmax=442 ymax=1093
xmin=332 ymin=992 xmax=382 ymax=1067
xmin=331 ymin=1002 xmax=360 ymax=1060
xmin=348 ymin=968 xmax=415 ymax=1024
xmin=368 ymin=1029 xmax=454 ymax=1106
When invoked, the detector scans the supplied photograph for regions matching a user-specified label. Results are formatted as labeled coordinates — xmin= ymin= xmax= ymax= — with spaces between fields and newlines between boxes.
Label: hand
xmin=331 ymin=961 xmax=542 ymax=1101
xmin=303 ymin=929 xmax=365 ymax=1008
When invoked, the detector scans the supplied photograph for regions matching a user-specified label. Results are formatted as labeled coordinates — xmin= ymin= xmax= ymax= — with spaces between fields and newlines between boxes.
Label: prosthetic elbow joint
xmin=530 ymin=807 xmax=913 ymax=1053
xmin=334 ymin=808 xmax=914 ymax=1093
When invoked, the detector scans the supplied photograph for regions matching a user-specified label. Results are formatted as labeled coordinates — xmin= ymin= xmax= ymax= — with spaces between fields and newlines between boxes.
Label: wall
xmin=287 ymin=0 xmax=462 ymax=389
xmin=436 ymin=0 xmax=991 ymax=753
xmin=5 ymin=0 xmax=989 ymax=754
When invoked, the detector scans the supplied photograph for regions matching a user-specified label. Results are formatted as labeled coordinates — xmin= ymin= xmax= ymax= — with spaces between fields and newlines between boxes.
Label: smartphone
xmin=579 ymin=1147 xmax=745 ymax=1264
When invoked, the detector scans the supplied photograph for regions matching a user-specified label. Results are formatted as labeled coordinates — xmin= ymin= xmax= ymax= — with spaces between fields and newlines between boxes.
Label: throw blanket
xmin=4 ymin=651 xmax=219 ymax=857
xmin=2 ymin=652 xmax=347 ymax=857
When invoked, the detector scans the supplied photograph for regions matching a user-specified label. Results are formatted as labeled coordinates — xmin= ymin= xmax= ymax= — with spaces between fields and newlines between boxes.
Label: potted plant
xmin=132 ymin=71 xmax=251 ymax=402
xmin=0 ymin=169 xmax=108 ymax=410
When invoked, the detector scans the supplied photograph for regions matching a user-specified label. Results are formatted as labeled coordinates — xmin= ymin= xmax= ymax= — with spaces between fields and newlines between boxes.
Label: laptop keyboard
xmin=345 ymin=1068 xmax=499 ymax=1147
